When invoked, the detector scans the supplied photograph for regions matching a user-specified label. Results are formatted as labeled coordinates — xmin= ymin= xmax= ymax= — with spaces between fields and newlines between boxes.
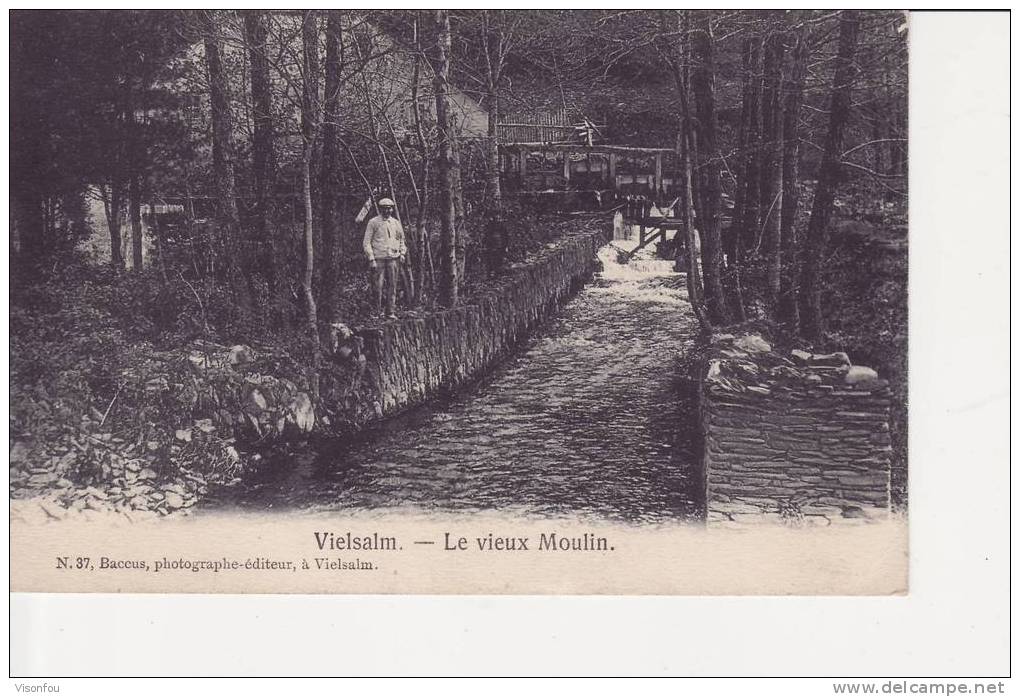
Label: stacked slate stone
xmin=186 ymin=342 xmax=316 ymax=442
xmin=700 ymin=332 xmax=893 ymax=527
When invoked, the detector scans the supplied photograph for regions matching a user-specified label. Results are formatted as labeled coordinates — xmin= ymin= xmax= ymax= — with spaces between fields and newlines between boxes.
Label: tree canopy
xmin=11 ymin=9 xmax=906 ymax=341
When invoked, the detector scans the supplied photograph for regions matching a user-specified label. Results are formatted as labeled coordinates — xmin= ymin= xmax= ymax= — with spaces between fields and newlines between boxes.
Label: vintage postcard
xmin=10 ymin=9 xmax=909 ymax=595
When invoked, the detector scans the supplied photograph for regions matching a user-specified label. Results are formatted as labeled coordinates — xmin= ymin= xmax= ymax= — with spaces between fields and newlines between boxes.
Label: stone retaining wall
xmin=181 ymin=228 xmax=605 ymax=440
xmin=330 ymin=230 xmax=605 ymax=426
xmin=700 ymin=332 xmax=893 ymax=527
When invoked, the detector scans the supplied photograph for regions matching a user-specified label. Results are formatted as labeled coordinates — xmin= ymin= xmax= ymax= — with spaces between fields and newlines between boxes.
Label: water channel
xmin=212 ymin=240 xmax=703 ymax=524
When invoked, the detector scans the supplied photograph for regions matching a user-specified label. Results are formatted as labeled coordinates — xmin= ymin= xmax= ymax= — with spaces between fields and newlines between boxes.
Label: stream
xmin=209 ymin=240 xmax=703 ymax=524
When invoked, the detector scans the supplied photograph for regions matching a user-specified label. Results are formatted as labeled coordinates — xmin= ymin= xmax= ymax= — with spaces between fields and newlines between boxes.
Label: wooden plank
xmin=497 ymin=143 xmax=674 ymax=155
xmin=621 ymin=227 xmax=669 ymax=259
xmin=638 ymin=216 xmax=685 ymax=226
xmin=498 ymin=122 xmax=574 ymax=129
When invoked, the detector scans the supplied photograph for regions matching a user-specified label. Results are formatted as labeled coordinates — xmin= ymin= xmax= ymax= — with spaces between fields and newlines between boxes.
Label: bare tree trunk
xmin=482 ymin=11 xmax=503 ymax=208
xmin=244 ymin=10 xmax=277 ymax=294
xmin=680 ymin=88 xmax=710 ymax=332
xmin=723 ymin=34 xmax=759 ymax=323
xmin=452 ymin=136 xmax=466 ymax=283
xmin=777 ymin=27 xmax=809 ymax=330
xmin=319 ymin=10 xmax=342 ymax=320
xmin=894 ymin=108 xmax=908 ymax=178
xmin=876 ymin=40 xmax=892 ymax=175
xmin=302 ymin=10 xmax=321 ymax=280
xmin=739 ymin=36 xmax=763 ymax=257
xmin=301 ymin=154 xmax=321 ymax=399
xmin=149 ymin=196 xmax=168 ymax=282
xmin=486 ymin=91 xmax=501 ymax=207
xmin=127 ymin=96 xmax=145 ymax=274
xmin=669 ymin=11 xmax=710 ymax=330
xmin=181 ymin=164 xmax=205 ymax=277
xmin=301 ymin=12 xmax=322 ymax=398
xmin=689 ymin=12 xmax=730 ymax=326
xmin=100 ymin=183 xmax=125 ymax=271
xmin=10 ymin=178 xmax=43 ymax=262
xmin=870 ymin=104 xmax=886 ymax=175
xmin=434 ymin=9 xmax=458 ymax=307
xmin=888 ymin=26 xmax=908 ymax=179
xmin=411 ymin=15 xmax=434 ymax=300
xmin=760 ymin=27 xmax=785 ymax=312
xmin=129 ymin=174 xmax=143 ymax=271
xmin=727 ymin=37 xmax=751 ymax=267
xmin=798 ymin=13 xmax=860 ymax=341
xmin=301 ymin=12 xmax=320 ymax=151
xmin=203 ymin=16 xmax=248 ymax=305
xmin=892 ymin=94 xmax=908 ymax=179
xmin=445 ymin=16 xmax=466 ymax=282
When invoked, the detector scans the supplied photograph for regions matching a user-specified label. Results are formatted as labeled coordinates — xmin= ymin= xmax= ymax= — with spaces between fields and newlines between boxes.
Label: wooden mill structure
xmin=499 ymin=143 xmax=677 ymax=199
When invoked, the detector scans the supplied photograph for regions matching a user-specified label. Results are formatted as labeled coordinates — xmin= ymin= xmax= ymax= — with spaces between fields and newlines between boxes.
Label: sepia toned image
xmin=10 ymin=9 xmax=909 ymax=595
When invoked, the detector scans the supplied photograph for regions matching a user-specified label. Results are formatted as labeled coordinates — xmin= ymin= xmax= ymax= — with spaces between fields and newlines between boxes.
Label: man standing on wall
xmin=362 ymin=197 xmax=407 ymax=319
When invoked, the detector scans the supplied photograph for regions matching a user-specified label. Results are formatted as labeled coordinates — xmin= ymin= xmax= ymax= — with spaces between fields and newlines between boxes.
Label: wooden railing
xmin=497 ymin=122 xmax=575 ymax=144
xmin=498 ymin=109 xmax=576 ymax=144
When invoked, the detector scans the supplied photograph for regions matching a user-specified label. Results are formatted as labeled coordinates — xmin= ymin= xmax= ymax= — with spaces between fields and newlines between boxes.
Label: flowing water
xmin=213 ymin=241 xmax=703 ymax=524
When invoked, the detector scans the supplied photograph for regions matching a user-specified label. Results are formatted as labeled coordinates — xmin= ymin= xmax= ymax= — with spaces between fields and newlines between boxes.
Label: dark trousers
xmin=373 ymin=258 xmax=399 ymax=315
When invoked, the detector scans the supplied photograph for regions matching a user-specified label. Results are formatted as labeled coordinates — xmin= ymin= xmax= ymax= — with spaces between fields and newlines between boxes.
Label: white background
xmin=5 ymin=9 xmax=1012 ymax=686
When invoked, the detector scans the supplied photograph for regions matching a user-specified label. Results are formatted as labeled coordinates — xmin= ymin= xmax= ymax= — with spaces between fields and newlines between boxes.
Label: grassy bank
xmin=9 ymin=211 xmax=604 ymax=521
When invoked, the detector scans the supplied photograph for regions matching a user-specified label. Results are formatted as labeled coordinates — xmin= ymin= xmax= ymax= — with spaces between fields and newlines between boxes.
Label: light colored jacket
xmin=362 ymin=215 xmax=407 ymax=261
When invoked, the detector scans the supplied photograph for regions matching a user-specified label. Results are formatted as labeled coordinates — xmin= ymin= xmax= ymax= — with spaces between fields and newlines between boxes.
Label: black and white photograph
xmin=6 ymin=6 xmax=1010 ymax=681
xmin=9 ymin=8 xmax=908 ymax=527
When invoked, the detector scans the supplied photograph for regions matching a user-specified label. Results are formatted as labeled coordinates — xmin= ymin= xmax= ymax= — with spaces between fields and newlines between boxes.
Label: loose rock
xmin=164 ymin=492 xmax=185 ymax=509
xmin=734 ymin=334 xmax=772 ymax=353
xmin=810 ymin=352 xmax=851 ymax=368
xmin=790 ymin=349 xmax=813 ymax=364
xmin=845 ymin=365 xmax=879 ymax=385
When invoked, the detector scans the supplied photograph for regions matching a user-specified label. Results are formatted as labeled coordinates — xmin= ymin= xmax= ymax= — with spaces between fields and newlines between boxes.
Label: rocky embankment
xmin=9 ymin=342 xmax=318 ymax=524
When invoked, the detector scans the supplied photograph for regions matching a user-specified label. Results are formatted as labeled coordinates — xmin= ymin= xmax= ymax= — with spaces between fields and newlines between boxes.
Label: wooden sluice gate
xmin=613 ymin=195 xmax=689 ymax=262
xmin=612 ymin=217 xmax=686 ymax=262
